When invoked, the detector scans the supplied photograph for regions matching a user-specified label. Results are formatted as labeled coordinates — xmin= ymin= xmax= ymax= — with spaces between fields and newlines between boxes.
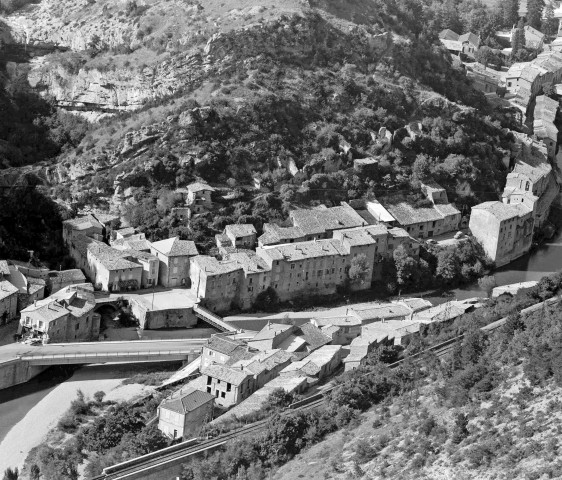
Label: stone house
xmin=280 ymin=345 xmax=342 ymax=380
xmin=186 ymin=182 xmax=215 ymax=214
xmin=0 ymin=279 xmax=18 ymax=325
xmin=62 ymin=215 xmax=104 ymax=247
xmin=19 ymin=284 xmax=100 ymax=343
xmin=201 ymin=363 xmax=256 ymax=407
xmin=150 ymin=237 xmax=198 ymax=288
xmin=47 ymin=269 xmax=86 ymax=294
xmin=311 ymin=315 xmax=363 ymax=345
xmin=70 ymin=235 xmax=144 ymax=292
xmin=157 ymin=388 xmax=215 ymax=439
xmin=230 ymin=349 xmax=294 ymax=389
xmin=533 ymin=95 xmax=558 ymax=161
xmin=511 ymin=25 xmax=545 ymax=50
xmin=199 ymin=335 xmax=256 ymax=369
xmin=469 ymin=201 xmax=534 ymax=267
xmin=224 ymin=224 xmax=257 ymax=250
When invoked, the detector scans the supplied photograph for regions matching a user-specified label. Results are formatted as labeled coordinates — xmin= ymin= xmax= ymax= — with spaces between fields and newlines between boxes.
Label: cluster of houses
xmin=156 ymin=295 xmax=482 ymax=440
xmin=0 ymin=258 xmax=86 ymax=331
xmin=469 ymin=130 xmax=560 ymax=267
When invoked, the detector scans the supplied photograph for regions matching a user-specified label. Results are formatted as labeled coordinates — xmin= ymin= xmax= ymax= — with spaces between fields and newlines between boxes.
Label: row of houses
xmin=18 ymin=283 xmax=100 ymax=343
xmin=157 ymin=294 xmax=485 ymax=439
xmin=0 ymin=259 xmax=87 ymax=327
xmin=191 ymin=203 xmax=420 ymax=313
xmin=64 ymin=213 xmax=200 ymax=292
xmin=157 ymin=322 xmax=341 ymax=438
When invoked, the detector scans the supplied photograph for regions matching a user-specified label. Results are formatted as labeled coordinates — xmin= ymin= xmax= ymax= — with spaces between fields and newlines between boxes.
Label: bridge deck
xmin=0 ymin=339 xmax=206 ymax=366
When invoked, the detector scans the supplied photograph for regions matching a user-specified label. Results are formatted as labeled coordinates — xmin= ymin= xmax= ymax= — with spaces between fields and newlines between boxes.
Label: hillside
xmin=178 ymin=274 xmax=562 ymax=480
xmin=0 ymin=0 xmax=528 ymax=263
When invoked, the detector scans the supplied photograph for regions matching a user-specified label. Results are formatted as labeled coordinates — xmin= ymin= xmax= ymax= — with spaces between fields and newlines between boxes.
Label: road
xmin=0 ymin=338 xmax=208 ymax=365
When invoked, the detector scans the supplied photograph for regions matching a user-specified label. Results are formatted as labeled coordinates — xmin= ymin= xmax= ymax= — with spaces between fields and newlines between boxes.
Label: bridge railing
xmin=20 ymin=349 xmax=200 ymax=362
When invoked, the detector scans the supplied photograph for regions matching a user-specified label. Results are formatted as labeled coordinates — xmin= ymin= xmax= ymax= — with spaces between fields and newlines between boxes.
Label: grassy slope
xmin=274 ymin=303 xmax=562 ymax=480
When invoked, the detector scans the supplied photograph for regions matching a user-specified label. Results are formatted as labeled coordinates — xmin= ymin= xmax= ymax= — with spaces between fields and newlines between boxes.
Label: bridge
xmin=193 ymin=304 xmax=237 ymax=333
xmin=0 ymin=338 xmax=207 ymax=390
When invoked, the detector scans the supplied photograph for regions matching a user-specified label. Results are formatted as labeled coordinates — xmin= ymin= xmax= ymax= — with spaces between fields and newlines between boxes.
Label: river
xmin=422 ymin=226 xmax=562 ymax=305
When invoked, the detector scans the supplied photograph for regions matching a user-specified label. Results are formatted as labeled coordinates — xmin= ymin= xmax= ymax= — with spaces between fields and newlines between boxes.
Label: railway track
xmin=95 ymin=296 xmax=561 ymax=480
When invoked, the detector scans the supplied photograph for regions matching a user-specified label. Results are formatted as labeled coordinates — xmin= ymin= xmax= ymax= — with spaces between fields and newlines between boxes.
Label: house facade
xmin=0 ymin=280 xmax=18 ymax=325
xmin=19 ymin=284 xmax=100 ymax=343
xmin=201 ymin=363 xmax=255 ymax=407
xmin=157 ymin=388 xmax=215 ymax=439
xmin=150 ymin=237 xmax=198 ymax=288
xmin=469 ymin=201 xmax=534 ymax=267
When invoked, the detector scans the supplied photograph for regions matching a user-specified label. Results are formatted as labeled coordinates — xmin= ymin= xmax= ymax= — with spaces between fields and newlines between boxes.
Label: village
xmin=2 ymin=0 xmax=562 ymax=454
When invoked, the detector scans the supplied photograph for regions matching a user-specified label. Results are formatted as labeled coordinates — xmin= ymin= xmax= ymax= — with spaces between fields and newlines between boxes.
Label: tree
xmin=543 ymin=1 xmax=558 ymax=37
xmin=451 ymin=413 xmax=469 ymax=444
xmin=511 ymin=20 xmax=525 ymax=54
xmin=266 ymin=388 xmax=294 ymax=411
xmin=501 ymin=0 xmax=520 ymax=28
xmin=253 ymin=287 xmax=279 ymax=312
xmin=29 ymin=465 xmax=40 ymax=480
xmin=478 ymin=275 xmax=497 ymax=297
xmin=527 ymin=0 xmax=545 ymax=30
xmin=348 ymin=253 xmax=369 ymax=285
xmin=2 ymin=468 xmax=18 ymax=480
xmin=393 ymin=245 xmax=417 ymax=287
xmin=435 ymin=250 xmax=461 ymax=283
xmin=94 ymin=391 xmax=106 ymax=404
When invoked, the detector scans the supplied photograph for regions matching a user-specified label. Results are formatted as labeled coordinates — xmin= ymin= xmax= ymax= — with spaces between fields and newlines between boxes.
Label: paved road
xmin=0 ymin=339 xmax=208 ymax=365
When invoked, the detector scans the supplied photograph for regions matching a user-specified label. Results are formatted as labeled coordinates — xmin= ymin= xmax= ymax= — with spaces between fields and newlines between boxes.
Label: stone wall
xmin=0 ymin=359 xmax=47 ymax=391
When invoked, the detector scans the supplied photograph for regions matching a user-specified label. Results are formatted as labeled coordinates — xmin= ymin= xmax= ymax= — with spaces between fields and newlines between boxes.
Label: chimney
xmin=240 ymin=364 xmax=244 ymax=371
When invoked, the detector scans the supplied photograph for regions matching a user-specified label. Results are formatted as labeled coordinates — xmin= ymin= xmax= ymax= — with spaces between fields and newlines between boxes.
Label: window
xmin=221 ymin=391 xmax=226 ymax=398
xmin=215 ymin=390 xmax=219 ymax=398
xmin=525 ymin=181 xmax=530 ymax=191
xmin=227 ymin=383 xmax=231 ymax=392
xmin=317 ymin=270 xmax=322 ymax=277
xmin=207 ymin=376 xmax=212 ymax=385
xmin=75 ymin=323 xmax=79 ymax=330
xmin=325 ymin=269 xmax=329 ymax=275
xmin=291 ymin=264 xmax=295 ymax=270
xmin=249 ymin=278 xmax=253 ymax=284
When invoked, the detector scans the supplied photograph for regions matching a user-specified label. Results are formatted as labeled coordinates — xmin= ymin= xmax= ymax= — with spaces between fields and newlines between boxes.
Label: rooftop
xmin=225 ymin=224 xmax=257 ymax=238
xmin=48 ymin=269 xmax=86 ymax=283
xmin=385 ymin=201 xmax=459 ymax=226
xmin=205 ymin=335 xmax=247 ymax=356
xmin=258 ymin=224 xmax=305 ymax=246
xmin=333 ymin=225 xmax=389 ymax=247
xmin=249 ymin=322 xmax=294 ymax=342
xmin=21 ymin=286 xmax=96 ymax=324
xmin=0 ymin=279 xmax=18 ymax=301
xmin=201 ymin=363 xmax=251 ymax=386
xmin=439 ymin=29 xmax=459 ymax=41
xmin=191 ymin=255 xmax=243 ymax=276
xmin=151 ymin=237 xmax=198 ymax=257
xmin=296 ymin=322 xmax=332 ymax=350
xmin=187 ymin=182 xmax=215 ymax=193
xmin=289 ymin=203 xmax=366 ymax=236
xmin=159 ymin=388 xmax=214 ymax=414
xmin=511 ymin=158 xmax=552 ymax=183
xmin=258 ymin=238 xmax=348 ymax=263
xmin=471 ymin=201 xmax=532 ymax=221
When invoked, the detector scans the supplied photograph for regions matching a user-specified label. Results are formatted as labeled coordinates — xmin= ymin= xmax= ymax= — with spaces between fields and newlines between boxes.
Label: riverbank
xmin=0 ymin=363 xmax=162 ymax=475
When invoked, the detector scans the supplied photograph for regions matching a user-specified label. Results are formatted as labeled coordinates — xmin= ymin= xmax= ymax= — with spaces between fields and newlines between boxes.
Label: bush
xmin=57 ymin=413 xmax=79 ymax=433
